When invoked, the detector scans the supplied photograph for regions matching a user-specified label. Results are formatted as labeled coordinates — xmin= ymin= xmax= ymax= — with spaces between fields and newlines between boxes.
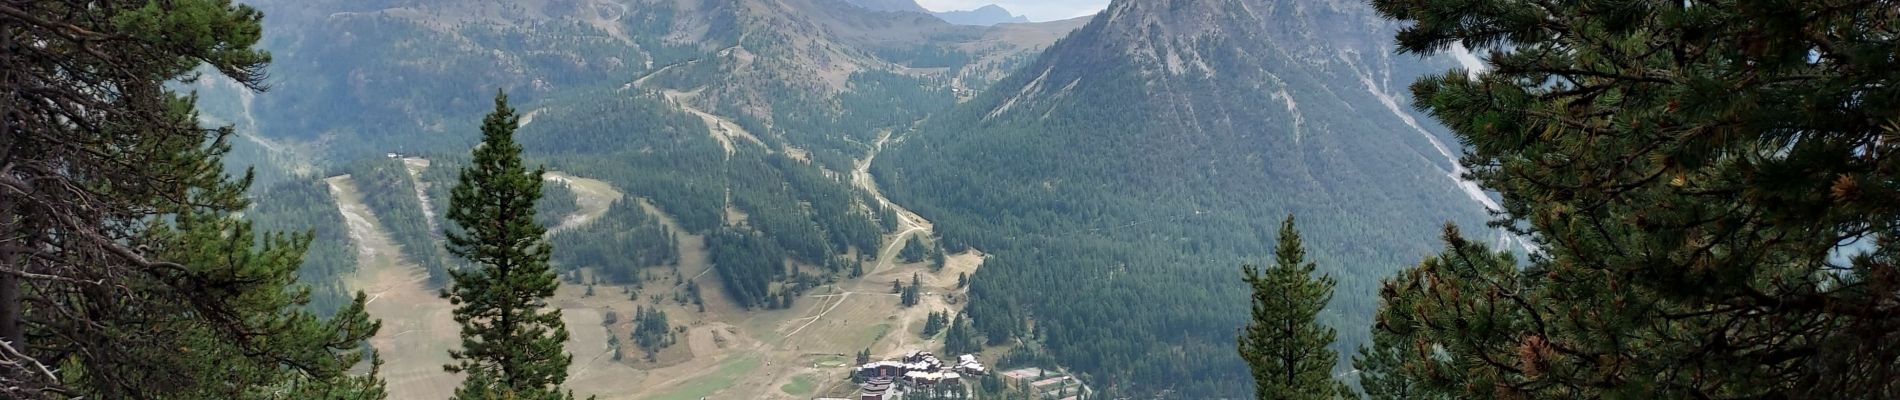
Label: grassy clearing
xmin=643 ymin=354 xmax=763 ymax=400
xmin=780 ymin=374 xmax=818 ymax=396
xmin=860 ymin=323 xmax=892 ymax=346
xmin=814 ymin=355 xmax=849 ymax=368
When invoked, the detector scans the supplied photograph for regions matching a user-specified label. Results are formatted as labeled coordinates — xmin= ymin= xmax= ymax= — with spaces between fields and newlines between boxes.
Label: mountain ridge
xmin=933 ymin=4 xmax=1031 ymax=26
xmin=878 ymin=0 xmax=1497 ymax=395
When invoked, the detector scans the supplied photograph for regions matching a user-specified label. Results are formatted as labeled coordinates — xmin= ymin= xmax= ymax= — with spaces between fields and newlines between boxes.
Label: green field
xmin=814 ymin=355 xmax=850 ymax=368
xmin=780 ymin=374 xmax=819 ymax=396
xmin=857 ymin=323 xmax=893 ymax=348
xmin=643 ymin=354 xmax=763 ymax=400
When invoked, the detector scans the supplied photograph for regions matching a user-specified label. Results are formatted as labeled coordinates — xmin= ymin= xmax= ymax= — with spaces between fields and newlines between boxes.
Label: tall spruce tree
xmin=441 ymin=92 xmax=576 ymax=399
xmin=0 ymin=1 xmax=385 ymax=397
xmin=1237 ymin=216 xmax=1342 ymax=400
xmin=1368 ymin=0 xmax=1900 ymax=397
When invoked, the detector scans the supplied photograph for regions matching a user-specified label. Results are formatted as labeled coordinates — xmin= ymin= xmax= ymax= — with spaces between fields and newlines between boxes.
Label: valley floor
xmin=330 ymin=149 xmax=977 ymax=399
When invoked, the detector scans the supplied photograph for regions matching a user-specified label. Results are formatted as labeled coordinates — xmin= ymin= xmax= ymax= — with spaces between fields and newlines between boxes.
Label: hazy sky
xmin=915 ymin=0 xmax=1108 ymax=22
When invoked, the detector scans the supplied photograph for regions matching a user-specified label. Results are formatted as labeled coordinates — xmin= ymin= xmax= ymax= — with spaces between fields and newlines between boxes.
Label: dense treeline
xmin=631 ymin=306 xmax=677 ymax=361
xmin=247 ymin=179 xmax=357 ymax=315
xmin=706 ymin=228 xmax=791 ymax=309
xmin=550 ymin=199 xmax=680 ymax=283
xmin=519 ymin=90 xmax=895 ymax=307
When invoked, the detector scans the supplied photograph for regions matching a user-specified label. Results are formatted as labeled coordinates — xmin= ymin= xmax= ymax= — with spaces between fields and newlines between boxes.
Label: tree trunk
xmin=0 ymin=11 xmax=25 ymax=358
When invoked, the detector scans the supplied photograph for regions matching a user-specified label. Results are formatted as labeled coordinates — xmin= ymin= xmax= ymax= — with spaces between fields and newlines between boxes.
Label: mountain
xmin=202 ymin=1 xmax=1088 ymax=397
xmin=838 ymin=0 xmax=931 ymax=13
xmin=214 ymin=0 xmax=1078 ymax=173
xmin=932 ymin=4 xmax=1031 ymax=26
xmin=878 ymin=0 xmax=1499 ymax=396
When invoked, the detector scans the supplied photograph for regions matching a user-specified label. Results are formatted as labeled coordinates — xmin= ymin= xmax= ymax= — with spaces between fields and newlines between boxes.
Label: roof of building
xmin=1030 ymin=377 xmax=1070 ymax=388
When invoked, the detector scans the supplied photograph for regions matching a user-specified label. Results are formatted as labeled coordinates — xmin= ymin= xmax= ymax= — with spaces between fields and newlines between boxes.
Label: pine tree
xmin=1355 ymin=227 xmax=1508 ymax=400
xmin=901 ymin=273 xmax=923 ymax=307
xmin=923 ymin=311 xmax=949 ymax=337
xmin=1236 ymin=216 xmax=1340 ymax=400
xmin=0 ymin=1 xmax=385 ymax=397
xmin=441 ymin=92 xmax=576 ymax=399
xmin=1369 ymin=0 xmax=1900 ymax=397
xmin=944 ymin=313 xmax=981 ymax=356
xmin=900 ymin=235 xmax=930 ymax=263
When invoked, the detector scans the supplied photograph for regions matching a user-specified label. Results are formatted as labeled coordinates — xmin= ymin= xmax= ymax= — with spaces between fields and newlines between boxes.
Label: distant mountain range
xmin=840 ymin=0 xmax=1034 ymax=26
xmin=220 ymin=0 xmax=1077 ymax=163
xmin=838 ymin=0 xmax=932 ymax=13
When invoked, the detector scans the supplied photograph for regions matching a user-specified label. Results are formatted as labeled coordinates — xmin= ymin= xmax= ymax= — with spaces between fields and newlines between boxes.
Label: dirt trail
xmin=400 ymin=158 xmax=442 ymax=235
xmin=660 ymin=90 xmax=765 ymax=155
xmin=854 ymin=130 xmax=933 ymax=234
xmin=326 ymin=176 xmax=461 ymax=400
xmin=519 ymin=108 xmax=548 ymax=129
xmin=544 ymin=172 xmax=624 ymax=235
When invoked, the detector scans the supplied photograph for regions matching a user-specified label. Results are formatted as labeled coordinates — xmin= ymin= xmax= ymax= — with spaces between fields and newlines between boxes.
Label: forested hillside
xmin=214 ymin=0 xmax=1085 ymax=312
xmin=879 ymin=0 xmax=1501 ymax=396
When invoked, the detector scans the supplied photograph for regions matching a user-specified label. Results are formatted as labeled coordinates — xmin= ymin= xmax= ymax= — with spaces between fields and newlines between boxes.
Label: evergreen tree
xmin=1237 ymin=216 xmax=1340 ymax=400
xmin=0 ymin=1 xmax=385 ymax=397
xmin=944 ymin=313 xmax=981 ymax=356
xmin=900 ymin=235 xmax=930 ymax=263
xmin=1355 ymin=227 xmax=1509 ymax=400
xmin=923 ymin=311 xmax=949 ymax=337
xmin=1369 ymin=0 xmax=1900 ymax=397
xmin=901 ymin=273 xmax=923 ymax=307
xmin=441 ymin=92 xmax=576 ymax=399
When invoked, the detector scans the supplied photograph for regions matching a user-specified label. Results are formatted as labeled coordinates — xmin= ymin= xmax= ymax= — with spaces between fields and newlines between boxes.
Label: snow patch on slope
xmin=986 ymin=66 xmax=1054 ymax=121
xmin=1450 ymin=43 xmax=1486 ymax=78
xmin=1342 ymin=51 xmax=1536 ymax=253
xmin=1272 ymin=88 xmax=1306 ymax=144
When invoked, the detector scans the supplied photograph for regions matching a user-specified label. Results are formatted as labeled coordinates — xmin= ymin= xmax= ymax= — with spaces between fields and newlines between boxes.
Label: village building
xmin=853 ymin=351 xmax=988 ymax=395
xmin=858 ymin=377 xmax=894 ymax=400
xmin=1001 ymin=367 xmax=1091 ymax=399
